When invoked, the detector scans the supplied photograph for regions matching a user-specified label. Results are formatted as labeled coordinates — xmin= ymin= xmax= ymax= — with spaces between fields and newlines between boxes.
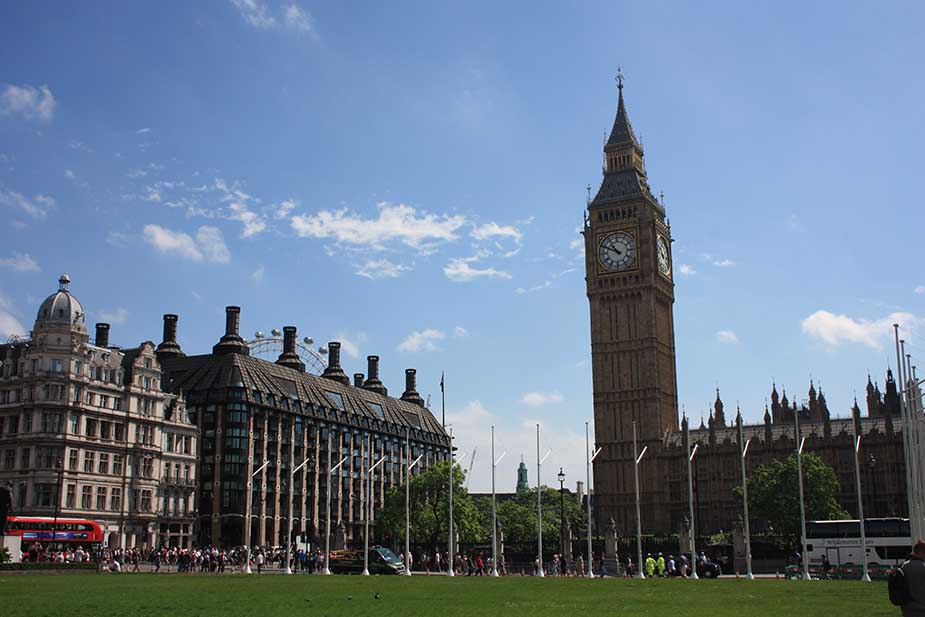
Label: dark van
xmin=329 ymin=547 xmax=405 ymax=575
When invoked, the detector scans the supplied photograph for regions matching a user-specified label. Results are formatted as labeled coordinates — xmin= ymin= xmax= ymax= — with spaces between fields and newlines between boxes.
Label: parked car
xmin=329 ymin=547 xmax=405 ymax=575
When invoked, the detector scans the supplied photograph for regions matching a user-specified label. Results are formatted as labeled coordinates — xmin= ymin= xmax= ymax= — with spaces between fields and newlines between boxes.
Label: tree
xmin=376 ymin=460 xmax=483 ymax=554
xmin=476 ymin=486 xmax=586 ymax=553
xmin=744 ymin=452 xmax=848 ymax=541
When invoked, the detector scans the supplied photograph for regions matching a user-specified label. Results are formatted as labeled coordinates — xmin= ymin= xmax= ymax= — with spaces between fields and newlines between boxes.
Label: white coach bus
xmin=806 ymin=518 xmax=910 ymax=567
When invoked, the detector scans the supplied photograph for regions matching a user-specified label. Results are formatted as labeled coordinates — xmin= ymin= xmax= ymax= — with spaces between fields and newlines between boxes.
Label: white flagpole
xmin=537 ymin=424 xmax=544 ymax=577
xmin=323 ymin=454 xmax=348 ymax=575
xmin=686 ymin=421 xmax=698 ymax=579
xmin=895 ymin=325 xmax=917 ymax=540
xmin=491 ymin=426 xmax=499 ymax=577
xmin=363 ymin=452 xmax=387 ymax=576
xmin=737 ymin=415 xmax=753 ymax=580
xmin=633 ymin=421 xmax=647 ymax=579
xmin=586 ymin=422 xmax=601 ymax=579
xmin=245 ymin=458 xmax=269 ymax=574
xmin=854 ymin=432 xmax=871 ymax=582
xmin=795 ymin=411 xmax=809 ymax=581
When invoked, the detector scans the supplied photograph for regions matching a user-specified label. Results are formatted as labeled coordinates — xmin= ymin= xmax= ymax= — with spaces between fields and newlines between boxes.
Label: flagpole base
xmin=447 ymin=570 xmax=455 ymax=577
xmin=244 ymin=565 xmax=252 ymax=574
xmin=323 ymin=568 xmax=332 ymax=575
xmin=362 ymin=569 xmax=369 ymax=576
xmin=746 ymin=572 xmax=755 ymax=580
xmin=691 ymin=573 xmax=698 ymax=579
xmin=861 ymin=573 xmax=871 ymax=582
xmin=285 ymin=567 xmax=292 ymax=575
xmin=635 ymin=572 xmax=645 ymax=579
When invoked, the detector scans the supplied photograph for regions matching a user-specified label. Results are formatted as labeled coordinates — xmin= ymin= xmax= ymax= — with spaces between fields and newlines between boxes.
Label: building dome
xmin=35 ymin=273 xmax=85 ymax=329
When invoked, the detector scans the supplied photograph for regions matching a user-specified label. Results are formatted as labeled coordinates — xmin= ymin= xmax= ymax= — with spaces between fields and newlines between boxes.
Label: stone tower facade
xmin=584 ymin=76 xmax=679 ymax=533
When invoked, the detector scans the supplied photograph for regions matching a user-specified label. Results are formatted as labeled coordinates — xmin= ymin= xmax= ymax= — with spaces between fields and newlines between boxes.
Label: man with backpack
xmin=892 ymin=540 xmax=925 ymax=616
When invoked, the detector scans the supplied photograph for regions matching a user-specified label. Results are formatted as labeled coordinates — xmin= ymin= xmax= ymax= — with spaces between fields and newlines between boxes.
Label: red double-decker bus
xmin=5 ymin=516 xmax=104 ymax=556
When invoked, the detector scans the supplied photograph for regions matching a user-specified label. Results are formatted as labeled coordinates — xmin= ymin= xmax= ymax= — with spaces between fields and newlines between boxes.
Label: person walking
xmin=900 ymin=541 xmax=925 ymax=617
xmin=256 ymin=550 xmax=264 ymax=574
xmin=645 ymin=553 xmax=656 ymax=578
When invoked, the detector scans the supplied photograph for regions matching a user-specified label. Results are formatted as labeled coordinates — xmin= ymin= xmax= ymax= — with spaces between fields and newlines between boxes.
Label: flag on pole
xmin=440 ymin=372 xmax=445 ymax=393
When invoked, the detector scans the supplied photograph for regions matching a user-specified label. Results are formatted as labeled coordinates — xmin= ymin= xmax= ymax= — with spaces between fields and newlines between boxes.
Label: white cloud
xmin=679 ymin=264 xmax=697 ymax=276
xmin=355 ymin=258 xmax=410 ymax=279
xmin=230 ymin=0 xmax=276 ymax=28
xmin=471 ymin=222 xmax=522 ymax=243
xmin=136 ymin=128 xmax=151 ymax=134
xmin=291 ymin=202 xmax=467 ymax=253
xmin=915 ymin=286 xmax=924 ymax=295
xmin=0 ymin=253 xmax=40 ymax=273
xmin=716 ymin=330 xmax=739 ymax=344
xmin=335 ymin=331 xmax=367 ymax=359
xmin=801 ymin=310 xmax=922 ymax=350
xmin=251 ymin=265 xmax=265 ymax=283
xmin=454 ymin=326 xmax=468 ymax=338
xmin=0 ymin=83 xmax=55 ymax=122
xmin=443 ymin=257 xmax=511 ymax=283
xmin=142 ymin=224 xmax=230 ymax=264
xmin=106 ymin=231 xmax=131 ymax=248
xmin=64 ymin=169 xmax=75 ymax=180
xmin=228 ymin=202 xmax=267 ymax=237
xmin=0 ymin=189 xmax=56 ymax=219
xmin=398 ymin=329 xmax=446 ymax=352
xmin=0 ymin=294 xmax=25 ymax=341
xmin=712 ymin=259 xmax=736 ymax=267
xmin=99 ymin=307 xmax=129 ymax=325
xmin=275 ymin=199 xmax=296 ymax=219
xmin=283 ymin=3 xmax=313 ymax=32
xmin=569 ymin=237 xmax=585 ymax=258
xmin=521 ymin=391 xmax=564 ymax=406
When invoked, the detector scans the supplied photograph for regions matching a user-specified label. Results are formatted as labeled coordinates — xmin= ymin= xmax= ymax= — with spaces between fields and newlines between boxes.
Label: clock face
xmin=598 ymin=231 xmax=637 ymax=272
xmin=657 ymin=235 xmax=671 ymax=277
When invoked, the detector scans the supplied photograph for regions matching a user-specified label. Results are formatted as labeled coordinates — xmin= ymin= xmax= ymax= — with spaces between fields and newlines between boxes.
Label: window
xmin=141 ymin=399 xmax=150 ymax=417
xmin=68 ymin=449 xmax=78 ymax=471
xmin=51 ymin=359 xmax=64 ymax=373
xmin=83 ymin=451 xmax=95 ymax=473
xmin=165 ymin=433 xmax=174 ymax=452
xmin=143 ymin=376 xmax=151 ymax=390
xmin=72 ymin=385 xmax=80 ymax=403
xmin=100 ymin=421 xmax=111 ymax=440
xmin=19 ymin=448 xmax=30 ymax=468
xmin=85 ymin=391 xmax=95 ymax=406
xmin=7 ymin=415 xmax=17 ymax=434
xmin=140 ymin=489 xmax=152 ymax=512
xmin=99 ymin=395 xmax=109 ymax=410
xmin=41 ymin=412 xmax=62 ymax=433
xmin=367 ymin=402 xmax=385 ymax=420
xmin=38 ymin=447 xmax=58 ymax=469
xmin=98 ymin=453 xmax=109 ymax=474
xmin=33 ymin=484 xmax=55 ymax=507
xmin=142 ymin=457 xmax=154 ymax=478
xmin=113 ymin=454 xmax=124 ymax=476
xmin=74 ymin=360 xmax=82 ymax=376
xmin=110 ymin=487 xmax=122 ymax=511
xmin=113 ymin=398 xmax=123 ymax=411
xmin=66 ymin=484 xmax=76 ymax=508
xmin=184 ymin=464 xmax=191 ymax=482
xmin=81 ymin=486 xmax=92 ymax=509
xmin=324 ymin=391 xmax=346 ymax=411
xmin=144 ymin=358 xmax=152 ymax=369
xmin=70 ymin=414 xmax=79 ymax=434
xmin=114 ymin=423 xmax=124 ymax=441
xmin=96 ymin=486 xmax=107 ymax=510
xmin=183 ymin=436 xmax=191 ymax=455
xmin=23 ymin=413 xmax=32 ymax=432
xmin=3 ymin=449 xmax=13 ymax=470
xmin=85 ymin=418 xmax=97 ymax=438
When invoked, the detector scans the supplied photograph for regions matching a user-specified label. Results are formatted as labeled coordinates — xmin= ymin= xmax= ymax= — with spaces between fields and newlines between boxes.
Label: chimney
xmin=275 ymin=326 xmax=305 ymax=372
xmin=354 ymin=373 xmax=365 ymax=387
xmin=212 ymin=306 xmax=250 ymax=356
xmin=156 ymin=314 xmax=184 ymax=363
xmin=400 ymin=368 xmax=425 ymax=407
xmin=362 ymin=355 xmax=388 ymax=396
xmin=95 ymin=323 xmax=110 ymax=349
xmin=321 ymin=341 xmax=350 ymax=385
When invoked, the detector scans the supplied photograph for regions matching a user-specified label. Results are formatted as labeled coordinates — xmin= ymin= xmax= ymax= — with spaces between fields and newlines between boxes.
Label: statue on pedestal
xmin=604 ymin=517 xmax=619 ymax=560
xmin=334 ymin=521 xmax=347 ymax=551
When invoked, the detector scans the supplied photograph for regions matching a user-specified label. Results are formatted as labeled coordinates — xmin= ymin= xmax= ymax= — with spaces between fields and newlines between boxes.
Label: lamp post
xmin=245 ymin=458 xmax=269 ymax=574
xmin=52 ymin=458 xmax=64 ymax=551
xmin=323 ymin=454 xmax=349 ymax=575
xmin=447 ymin=428 xmax=468 ymax=578
xmin=404 ymin=431 xmax=423 ymax=577
xmin=586 ymin=422 xmax=602 ymax=579
xmin=633 ymin=421 xmax=647 ymax=579
xmin=558 ymin=467 xmax=566 ymax=567
xmin=491 ymin=426 xmax=506 ymax=577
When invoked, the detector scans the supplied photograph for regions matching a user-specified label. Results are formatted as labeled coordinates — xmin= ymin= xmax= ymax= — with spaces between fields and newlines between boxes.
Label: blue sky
xmin=1 ymin=1 xmax=924 ymax=491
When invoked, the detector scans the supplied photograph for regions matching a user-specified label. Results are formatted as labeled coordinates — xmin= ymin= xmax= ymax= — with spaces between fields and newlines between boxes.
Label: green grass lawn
xmin=0 ymin=574 xmax=895 ymax=617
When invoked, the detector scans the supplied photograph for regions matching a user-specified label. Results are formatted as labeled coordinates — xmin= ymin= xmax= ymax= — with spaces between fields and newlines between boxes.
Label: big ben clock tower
xmin=584 ymin=73 xmax=679 ymax=532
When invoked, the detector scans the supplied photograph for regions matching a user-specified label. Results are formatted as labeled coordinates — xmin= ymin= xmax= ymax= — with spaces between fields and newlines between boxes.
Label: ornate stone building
xmin=0 ymin=275 xmax=198 ymax=548
xmin=584 ymin=78 xmax=911 ymax=534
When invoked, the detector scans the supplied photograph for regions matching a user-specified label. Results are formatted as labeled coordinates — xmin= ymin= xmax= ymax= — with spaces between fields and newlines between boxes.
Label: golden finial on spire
xmin=616 ymin=66 xmax=624 ymax=93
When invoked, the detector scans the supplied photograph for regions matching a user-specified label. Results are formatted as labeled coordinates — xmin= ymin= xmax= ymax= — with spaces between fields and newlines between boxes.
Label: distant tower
xmin=516 ymin=456 xmax=529 ymax=495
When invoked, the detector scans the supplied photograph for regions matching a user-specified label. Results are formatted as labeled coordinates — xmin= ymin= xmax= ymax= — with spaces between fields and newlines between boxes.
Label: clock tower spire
xmin=584 ymin=73 xmax=679 ymax=533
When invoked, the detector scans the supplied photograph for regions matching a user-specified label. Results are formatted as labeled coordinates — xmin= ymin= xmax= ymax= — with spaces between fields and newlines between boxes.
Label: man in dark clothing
xmin=902 ymin=540 xmax=925 ymax=617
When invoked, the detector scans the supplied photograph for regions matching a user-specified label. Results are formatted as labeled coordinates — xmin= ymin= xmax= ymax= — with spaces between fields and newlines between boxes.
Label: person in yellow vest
xmin=644 ymin=553 xmax=656 ymax=578
xmin=656 ymin=553 xmax=666 ymax=577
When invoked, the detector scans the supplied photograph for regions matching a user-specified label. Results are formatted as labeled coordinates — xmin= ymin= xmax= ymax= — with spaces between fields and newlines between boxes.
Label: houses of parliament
xmin=584 ymin=74 xmax=911 ymax=535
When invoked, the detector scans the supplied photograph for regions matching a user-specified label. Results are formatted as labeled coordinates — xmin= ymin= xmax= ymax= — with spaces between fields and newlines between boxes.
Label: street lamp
xmin=245 ymin=459 xmax=270 ymax=574
xmin=323 ymin=454 xmax=349 ymax=575
xmin=285 ymin=454 xmax=313 ymax=575
xmin=363 ymin=445 xmax=386 ymax=576
xmin=490 ymin=426 xmax=506 ymax=577
xmin=558 ymin=467 xmax=566 ymax=567
xmin=53 ymin=458 xmax=64 ymax=551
